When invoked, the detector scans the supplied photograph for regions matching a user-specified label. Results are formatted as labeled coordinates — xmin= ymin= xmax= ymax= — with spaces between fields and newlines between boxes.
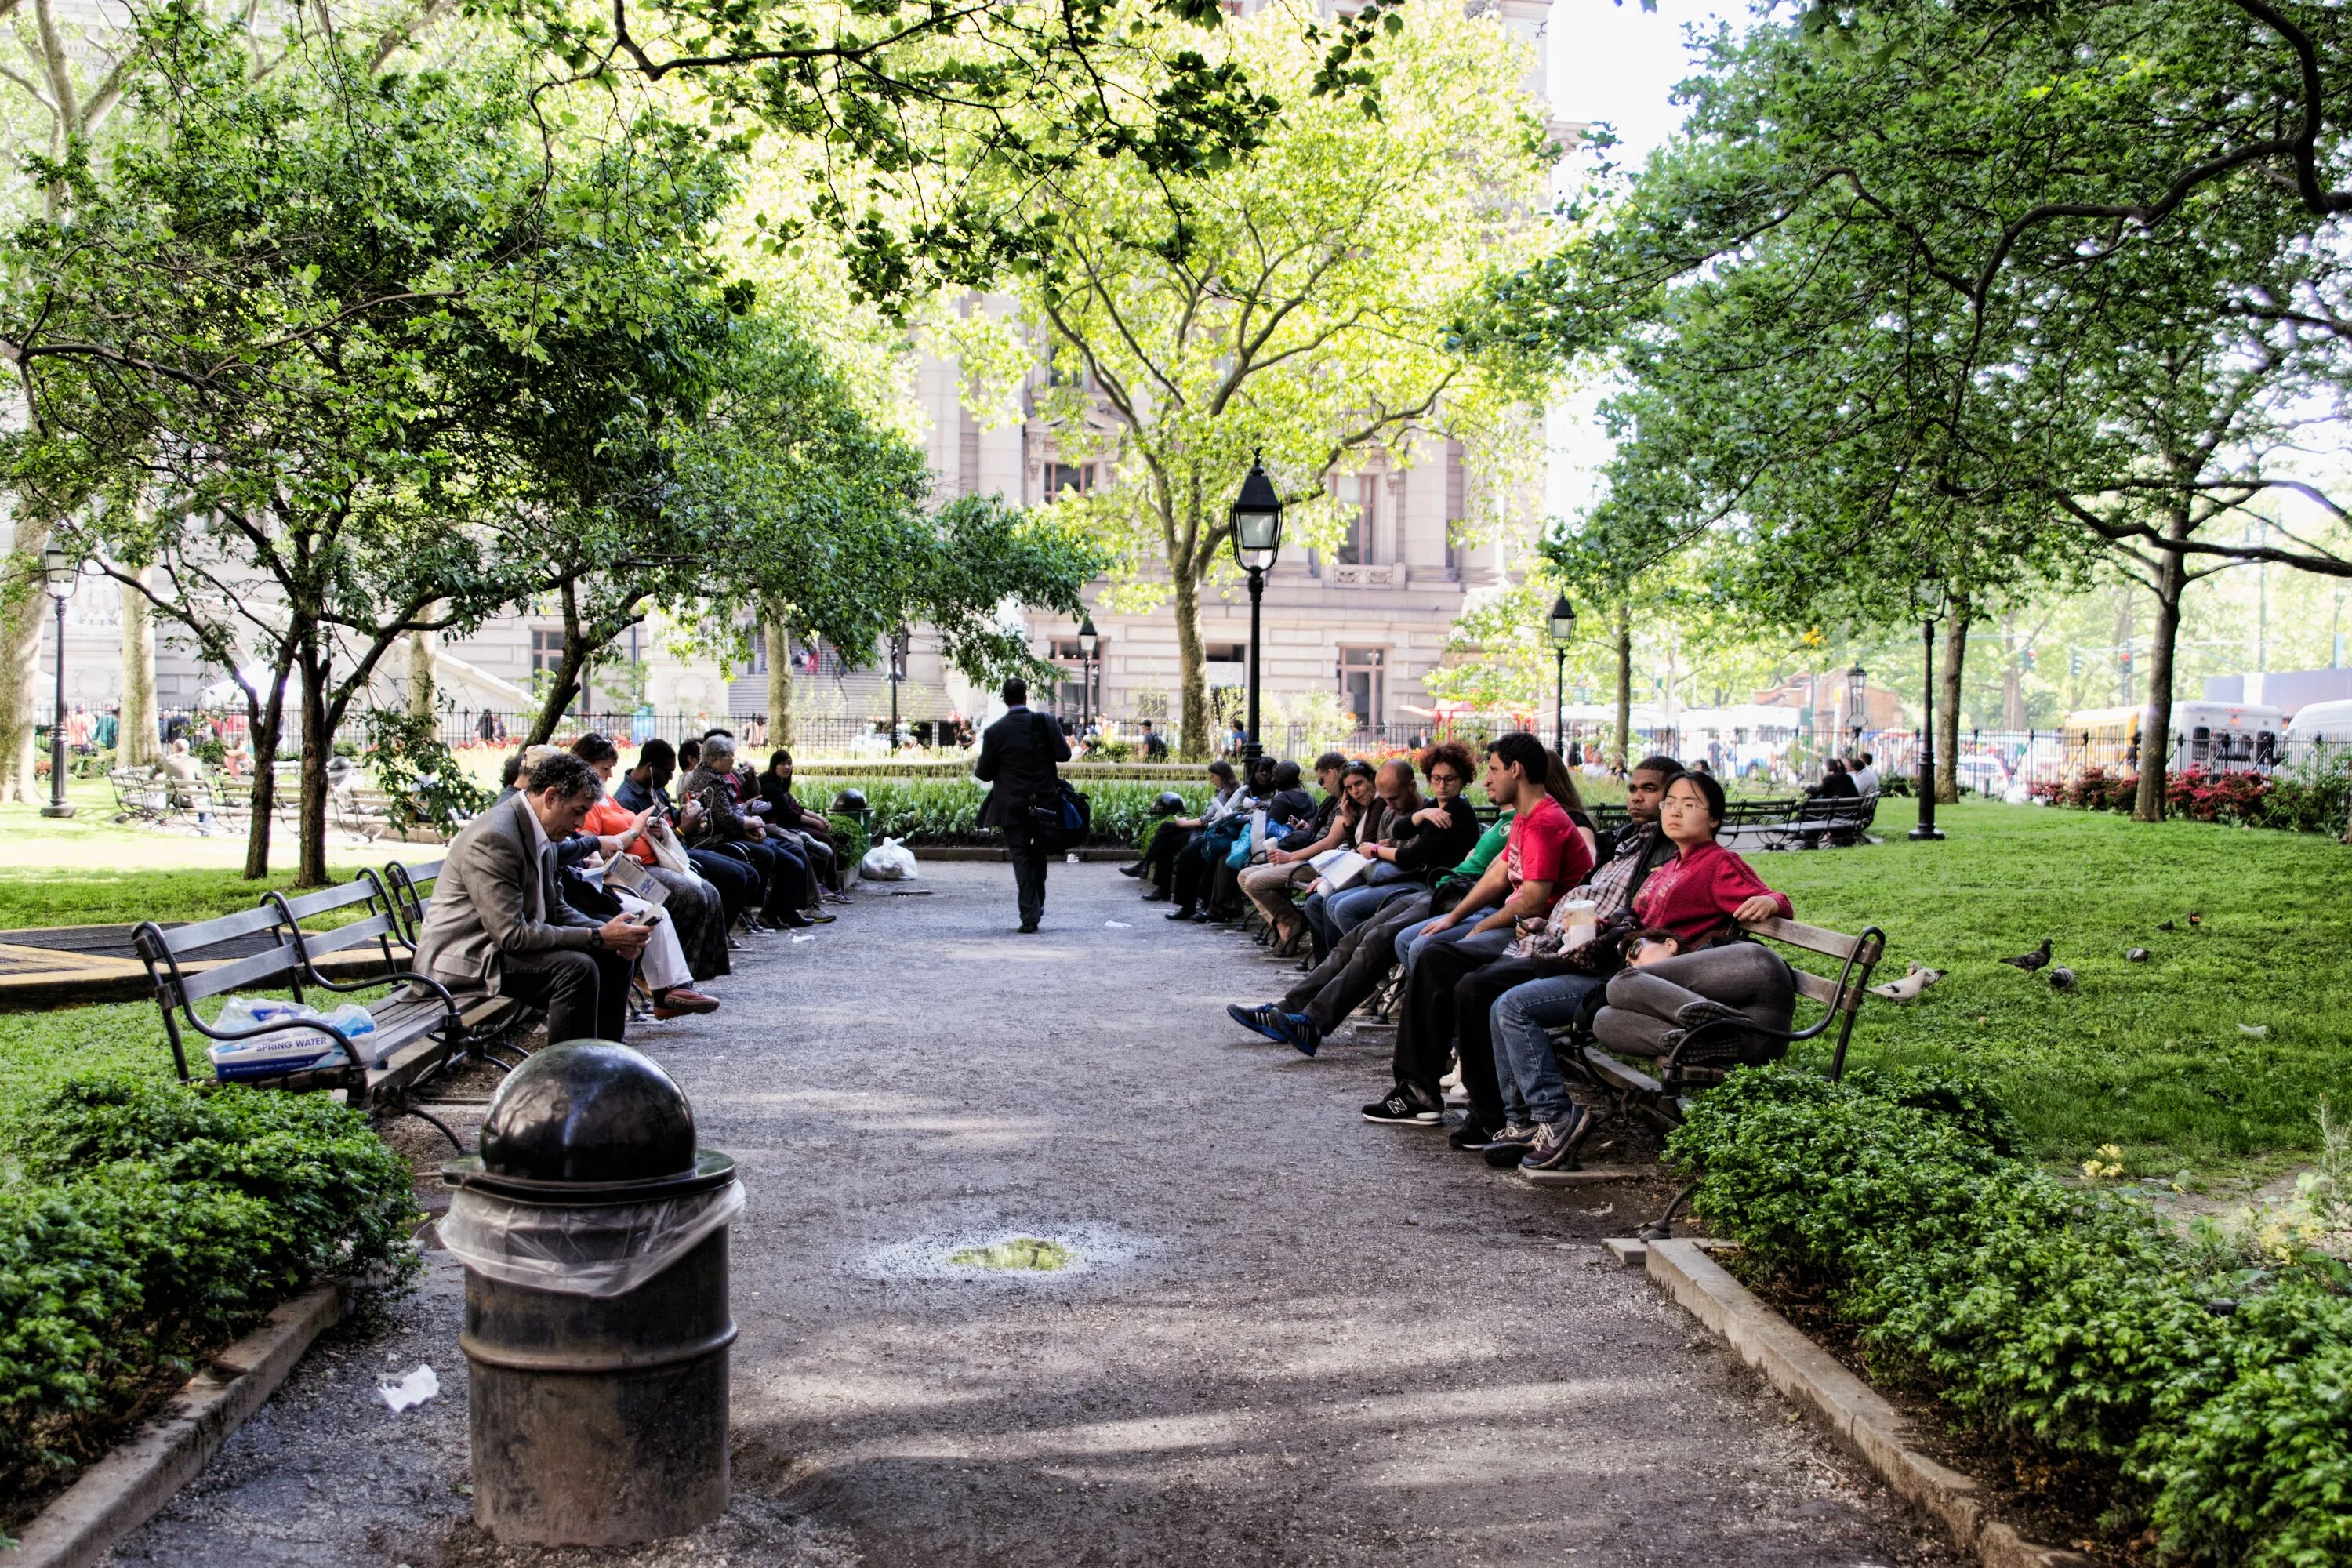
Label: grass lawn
xmin=0 ymin=782 xmax=410 ymax=927
xmin=1768 ymin=800 xmax=2352 ymax=1181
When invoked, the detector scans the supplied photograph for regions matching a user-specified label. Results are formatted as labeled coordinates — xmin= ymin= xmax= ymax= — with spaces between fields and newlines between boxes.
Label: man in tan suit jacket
xmin=414 ymin=753 xmax=652 ymax=1042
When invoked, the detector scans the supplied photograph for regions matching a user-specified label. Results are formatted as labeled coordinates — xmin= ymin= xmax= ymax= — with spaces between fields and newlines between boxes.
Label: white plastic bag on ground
xmin=437 ymin=1181 xmax=746 ymax=1298
xmin=860 ymin=837 xmax=917 ymax=880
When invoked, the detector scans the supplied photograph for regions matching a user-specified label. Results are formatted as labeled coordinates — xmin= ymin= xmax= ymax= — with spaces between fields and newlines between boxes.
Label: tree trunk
xmin=2000 ymin=614 xmax=2026 ymax=730
xmin=763 ymin=603 xmax=794 ymax=748
xmin=1611 ymin=601 xmax=1633 ymax=773
xmin=2131 ymin=542 xmax=2189 ymax=823
xmin=408 ymin=629 xmax=436 ymax=721
xmin=1172 ymin=569 xmax=1208 ymax=760
xmin=0 ymin=515 xmax=53 ymax=804
xmin=241 ymin=659 xmax=291 ymax=880
xmin=118 ymin=567 xmax=161 ymax=768
xmin=1936 ymin=602 xmax=1969 ymax=804
xmin=296 ymin=632 xmax=333 ymax=887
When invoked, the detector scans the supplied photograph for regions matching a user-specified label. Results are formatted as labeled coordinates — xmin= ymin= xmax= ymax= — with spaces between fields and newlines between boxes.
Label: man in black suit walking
xmin=975 ymin=677 xmax=1072 ymax=932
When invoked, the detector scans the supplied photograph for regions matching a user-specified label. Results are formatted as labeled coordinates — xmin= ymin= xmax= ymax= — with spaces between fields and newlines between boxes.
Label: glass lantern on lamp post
xmin=1548 ymin=593 xmax=1577 ymax=758
xmin=1846 ymin=663 xmax=1867 ymax=747
xmin=1229 ymin=456 xmax=1284 ymax=764
xmin=40 ymin=543 xmax=78 ymax=818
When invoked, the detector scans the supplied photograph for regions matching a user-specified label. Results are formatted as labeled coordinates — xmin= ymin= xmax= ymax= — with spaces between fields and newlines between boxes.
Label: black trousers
xmin=1450 ymin=956 xmax=1541 ymax=1130
xmin=687 ymin=848 xmax=760 ymax=926
xmin=1172 ymin=837 xmax=1218 ymax=912
xmin=1392 ymin=938 xmax=1513 ymax=1120
xmin=1281 ymin=891 xmax=1432 ymax=1035
xmin=503 ymin=946 xmax=633 ymax=1044
xmin=725 ymin=837 xmax=811 ymax=920
xmin=1004 ymin=825 xmax=1049 ymax=926
xmin=1143 ymin=825 xmax=1196 ymax=892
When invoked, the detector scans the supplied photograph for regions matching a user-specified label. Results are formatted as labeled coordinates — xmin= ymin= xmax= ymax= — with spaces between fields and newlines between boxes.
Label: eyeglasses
xmin=1428 ymin=770 xmax=1461 ymax=784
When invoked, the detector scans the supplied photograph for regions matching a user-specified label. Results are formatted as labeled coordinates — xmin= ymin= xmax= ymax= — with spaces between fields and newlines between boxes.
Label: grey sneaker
xmin=1520 ymin=1109 xmax=1592 ymax=1171
xmin=1675 ymin=998 xmax=1748 ymax=1029
xmin=1480 ymin=1122 xmax=1538 ymax=1167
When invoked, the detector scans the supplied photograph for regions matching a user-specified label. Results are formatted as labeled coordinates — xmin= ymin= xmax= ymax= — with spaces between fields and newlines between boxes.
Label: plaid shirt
xmin=1517 ymin=821 xmax=1660 ymax=958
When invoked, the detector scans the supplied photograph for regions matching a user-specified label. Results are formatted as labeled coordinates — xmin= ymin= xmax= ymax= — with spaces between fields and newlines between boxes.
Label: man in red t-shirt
xmin=1364 ymin=732 xmax=1595 ymax=1126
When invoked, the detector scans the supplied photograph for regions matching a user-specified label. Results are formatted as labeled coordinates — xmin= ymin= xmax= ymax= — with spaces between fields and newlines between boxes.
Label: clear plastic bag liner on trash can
xmin=439 ymin=1180 xmax=745 ymax=1298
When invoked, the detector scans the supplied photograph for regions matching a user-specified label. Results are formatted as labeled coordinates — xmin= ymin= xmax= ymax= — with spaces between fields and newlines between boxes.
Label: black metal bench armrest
xmin=261 ymin=891 xmax=465 ymax=1034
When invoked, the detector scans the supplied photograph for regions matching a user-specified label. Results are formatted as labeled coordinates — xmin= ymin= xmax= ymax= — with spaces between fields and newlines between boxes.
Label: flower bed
xmin=1667 ymin=1067 xmax=2350 ymax=1567
xmin=2029 ymin=757 xmax=2351 ymax=834
xmin=0 ymin=1076 xmax=419 ymax=1514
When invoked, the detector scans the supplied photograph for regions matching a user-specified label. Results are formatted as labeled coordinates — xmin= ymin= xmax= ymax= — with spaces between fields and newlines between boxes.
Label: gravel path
xmin=107 ymin=861 xmax=1955 ymax=1568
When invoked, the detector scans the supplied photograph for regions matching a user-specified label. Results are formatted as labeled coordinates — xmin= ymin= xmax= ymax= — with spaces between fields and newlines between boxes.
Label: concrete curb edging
xmin=1642 ymin=1240 xmax=2089 ymax=1568
xmin=5 ymin=1283 xmax=347 ymax=1568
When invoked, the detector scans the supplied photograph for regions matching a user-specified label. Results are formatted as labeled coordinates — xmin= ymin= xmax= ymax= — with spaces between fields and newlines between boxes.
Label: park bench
xmin=132 ymin=870 xmax=527 ymax=1149
xmin=1565 ymin=913 xmax=1886 ymax=1132
xmin=1555 ymin=913 xmax=1886 ymax=1234
xmin=107 ymin=766 xmax=170 ymax=825
xmin=1758 ymin=792 xmax=1879 ymax=851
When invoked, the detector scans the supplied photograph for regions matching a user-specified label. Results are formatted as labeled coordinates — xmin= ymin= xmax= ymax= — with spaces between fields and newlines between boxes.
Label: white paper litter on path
xmin=1105 ymin=920 xmax=1131 ymax=928
xmin=379 ymin=1364 xmax=439 ymax=1414
xmin=790 ymin=933 xmax=816 ymax=943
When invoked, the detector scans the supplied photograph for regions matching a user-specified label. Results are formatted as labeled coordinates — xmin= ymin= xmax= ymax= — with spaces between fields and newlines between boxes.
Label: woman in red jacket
xmin=1592 ymin=770 xmax=1795 ymax=1064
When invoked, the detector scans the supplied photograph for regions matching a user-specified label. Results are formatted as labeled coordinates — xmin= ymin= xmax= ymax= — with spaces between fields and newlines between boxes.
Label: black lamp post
xmin=887 ymin=628 xmax=907 ymax=746
xmin=1229 ymin=455 xmax=1284 ymax=764
xmin=1911 ymin=578 xmax=1946 ymax=841
xmin=1846 ymin=663 xmax=1867 ymax=747
xmin=1548 ymin=593 xmax=1577 ymax=757
xmin=1076 ymin=613 xmax=1098 ymax=728
xmin=40 ymin=543 xmax=77 ymax=818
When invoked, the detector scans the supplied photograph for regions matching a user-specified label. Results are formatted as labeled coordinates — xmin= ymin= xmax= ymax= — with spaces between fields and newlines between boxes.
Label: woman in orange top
xmin=571 ymin=734 xmax=731 ymax=1000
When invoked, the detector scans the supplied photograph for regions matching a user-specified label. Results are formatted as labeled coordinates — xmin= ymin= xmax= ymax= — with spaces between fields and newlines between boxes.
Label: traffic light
xmin=2020 ymin=648 xmax=2036 ymax=673
xmin=2069 ymin=649 xmax=2082 ymax=677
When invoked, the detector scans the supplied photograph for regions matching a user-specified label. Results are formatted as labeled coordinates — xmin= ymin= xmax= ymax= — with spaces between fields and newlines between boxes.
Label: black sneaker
xmin=1362 ymin=1087 xmax=1443 ymax=1125
xmin=1446 ymin=1118 xmax=1501 ymax=1151
xmin=1272 ymin=1011 xmax=1321 ymax=1058
xmin=1226 ymin=1003 xmax=1287 ymax=1043
xmin=1520 ymin=1108 xmax=1592 ymax=1171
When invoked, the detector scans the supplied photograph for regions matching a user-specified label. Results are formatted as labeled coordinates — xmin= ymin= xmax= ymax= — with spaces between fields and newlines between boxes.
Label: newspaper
xmin=601 ymin=849 xmax=669 ymax=906
xmin=1309 ymin=847 xmax=1371 ymax=894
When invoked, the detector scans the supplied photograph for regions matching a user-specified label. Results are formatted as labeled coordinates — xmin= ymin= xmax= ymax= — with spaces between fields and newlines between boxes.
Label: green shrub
xmin=0 ymin=1076 xmax=419 ymax=1496
xmin=799 ymin=777 xmax=1210 ymax=847
xmin=1668 ymin=1066 xmax=2351 ymax=1564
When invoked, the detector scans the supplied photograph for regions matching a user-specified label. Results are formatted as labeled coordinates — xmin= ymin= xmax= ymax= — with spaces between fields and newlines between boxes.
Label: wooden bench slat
xmin=178 ymin=942 xmax=308 ymax=1004
xmin=1740 ymin=915 xmax=1865 ymax=960
xmin=299 ymin=916 xmax=397 ymax=958
xmin=276 ymin=880 xmax=383 ymax=920
xmin=1788 ymin=968 xmax=1842 ymax=1006
xmin=151 ymin=905 xmax=285 ymax=955
xmin=1582 ymin=1046 xmax=1664 ymax=1097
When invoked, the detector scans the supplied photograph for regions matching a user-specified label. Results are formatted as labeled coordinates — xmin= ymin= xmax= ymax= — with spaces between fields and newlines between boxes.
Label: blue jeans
xmin=1328 ymin=880 xmax=1416 ymax=938
xmin=1392 ymin=905 xmax=1500 ymax=978
xmin=1491 ymin=973 xmax=1606 ymax=1126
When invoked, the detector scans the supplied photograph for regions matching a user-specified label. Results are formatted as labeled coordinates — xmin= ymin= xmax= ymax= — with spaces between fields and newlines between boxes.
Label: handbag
xmin=1028 ymin=778 xmax=1091 ymax=851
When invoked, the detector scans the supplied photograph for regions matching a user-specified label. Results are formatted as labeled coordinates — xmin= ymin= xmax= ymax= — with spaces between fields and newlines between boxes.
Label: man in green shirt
xmin=1228 ymin=810 xmax=1514 ymax=1058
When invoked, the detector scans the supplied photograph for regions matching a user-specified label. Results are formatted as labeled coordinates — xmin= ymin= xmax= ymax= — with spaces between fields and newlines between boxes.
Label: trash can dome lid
xmin=476 ymin=1040 xmax=697 ymax=1185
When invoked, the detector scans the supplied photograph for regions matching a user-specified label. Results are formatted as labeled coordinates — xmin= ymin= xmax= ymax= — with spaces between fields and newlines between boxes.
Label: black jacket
xmin=975 ymin=707 xmax=1072 ymax=830
xmin=1389 ymin=794 xmax=1482 ymax=879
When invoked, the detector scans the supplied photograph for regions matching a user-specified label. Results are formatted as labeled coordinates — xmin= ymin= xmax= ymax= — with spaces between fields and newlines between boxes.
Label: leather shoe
xmin=1018 ymin=920 xmax=1040 ymax=933
xmin=1141 ymin=889 xmax=1170 ymax=902
xmin=653 ymin=988 xmax=721 ymax=1019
